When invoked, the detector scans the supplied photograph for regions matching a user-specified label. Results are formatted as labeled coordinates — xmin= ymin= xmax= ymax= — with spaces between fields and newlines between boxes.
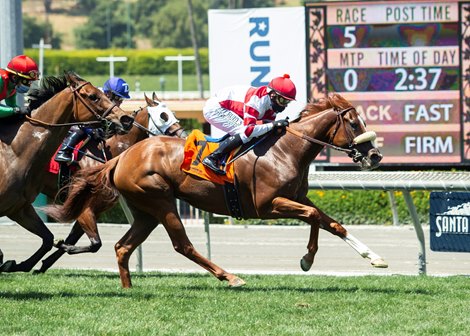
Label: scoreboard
xmin=305 ymin=0 xmax=469 ymax=166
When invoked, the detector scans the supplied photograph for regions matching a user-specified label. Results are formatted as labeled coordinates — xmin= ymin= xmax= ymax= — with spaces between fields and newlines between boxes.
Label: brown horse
xmin=35 ymin=93 xmax=187 ymax=273
xmin=46 ymin=93 xmax=385 ymax=288
xmin=0 ymin=72 xmax=134 ymax=273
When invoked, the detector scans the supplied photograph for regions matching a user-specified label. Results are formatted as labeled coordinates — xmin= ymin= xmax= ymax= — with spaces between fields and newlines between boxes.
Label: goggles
xmin=275 ymin=94 xmax=291 ymax=106
xmin=19 ymin=78 xmax=33 ymax=86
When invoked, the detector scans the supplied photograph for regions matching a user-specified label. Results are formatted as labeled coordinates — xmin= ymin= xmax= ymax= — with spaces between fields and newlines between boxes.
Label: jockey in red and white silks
xmin=204 ymin=85 xmax=278 ymax=144
xmin=202 ymin=74 xmax=296 ymax=175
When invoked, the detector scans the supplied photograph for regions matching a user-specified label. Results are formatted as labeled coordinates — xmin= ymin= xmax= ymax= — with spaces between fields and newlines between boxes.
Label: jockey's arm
xmin=0 ymin=95 xmax=18 ymax=118
xmin=242 ymin=105 xmax=274 ymax=142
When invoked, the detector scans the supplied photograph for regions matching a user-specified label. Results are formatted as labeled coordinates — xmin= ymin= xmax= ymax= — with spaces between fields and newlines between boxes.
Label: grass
xmin=1 ymin=270 xmax=469 ymax=335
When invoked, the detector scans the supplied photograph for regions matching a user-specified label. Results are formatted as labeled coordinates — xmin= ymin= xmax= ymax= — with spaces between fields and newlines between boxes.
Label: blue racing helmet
xmin=103 ymin=77 xmax=130 ymax=99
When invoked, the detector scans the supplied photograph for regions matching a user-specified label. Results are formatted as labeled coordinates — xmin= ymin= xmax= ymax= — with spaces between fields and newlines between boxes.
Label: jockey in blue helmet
xmin=55 ymin=77 xmax=131 ymax=163
xmin=103 ymin=77 xmax=130 ymax=105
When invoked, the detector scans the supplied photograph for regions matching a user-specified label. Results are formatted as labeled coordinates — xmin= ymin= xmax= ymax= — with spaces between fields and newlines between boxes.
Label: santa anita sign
xmin=207 ymin=7 xmax=307 ymax=137
xmin=430 ymin=192 xmax=470 ymax=252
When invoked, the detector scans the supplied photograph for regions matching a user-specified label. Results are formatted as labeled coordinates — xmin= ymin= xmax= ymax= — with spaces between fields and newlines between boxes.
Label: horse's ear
xmin=144 ymin=92 xmax=153 ymax=106
xmin=64 ymin=71 xmax=79 ymax=88
xmin=152 ymin=92 xmax=161 ymax=102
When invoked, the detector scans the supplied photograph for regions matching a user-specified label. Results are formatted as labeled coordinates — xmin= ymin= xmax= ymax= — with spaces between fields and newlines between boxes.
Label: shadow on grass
xmin=1 ymin=270 xmax=435 ymax=301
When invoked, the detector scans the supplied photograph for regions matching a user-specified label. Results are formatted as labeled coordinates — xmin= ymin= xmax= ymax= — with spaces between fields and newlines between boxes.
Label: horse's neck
xmin=282 ymin=112 xmax=337 ymax=165
xmin=8 ymin=90 xmax=74 ymax=178
xmin=12 ymin=90 xmax=74 ymax=156
xmin=105 ymin=109 xmax=149 ymax=157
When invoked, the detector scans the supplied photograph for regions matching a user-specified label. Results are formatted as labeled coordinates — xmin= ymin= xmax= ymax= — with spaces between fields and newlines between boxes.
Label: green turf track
xmin=0 ymin=270 xmax=468 ymax=335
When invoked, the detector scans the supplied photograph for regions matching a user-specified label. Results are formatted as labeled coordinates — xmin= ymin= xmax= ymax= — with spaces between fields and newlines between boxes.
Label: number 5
xmin=344 ymin=26 xmax=356 ymax=48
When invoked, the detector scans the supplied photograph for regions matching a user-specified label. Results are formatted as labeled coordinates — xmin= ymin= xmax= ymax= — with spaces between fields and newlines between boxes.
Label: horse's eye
xmin=350 ymin=121 xmax=359 ymax=130
xmin=89 ymin=94 xmax=99 ymax=101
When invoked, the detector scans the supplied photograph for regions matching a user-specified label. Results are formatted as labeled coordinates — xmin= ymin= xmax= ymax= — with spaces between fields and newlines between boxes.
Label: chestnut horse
xmin=35 ymin=93 xmax=187 ymax=273
xmin=0 ymin=72 xmax=134 ymax=273
xmin=46 ymin=93 xmax=385 ymax=288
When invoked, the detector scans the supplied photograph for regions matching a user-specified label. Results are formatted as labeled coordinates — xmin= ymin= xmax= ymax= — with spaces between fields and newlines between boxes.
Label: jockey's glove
xmin=272 ymin=119 xmax=289 ymax=130
xmin=14 ymin=106 xmax=31 ymax=116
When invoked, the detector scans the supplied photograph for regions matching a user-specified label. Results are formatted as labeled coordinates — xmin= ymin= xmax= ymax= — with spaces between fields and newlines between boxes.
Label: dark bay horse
xmin=46 ymin=93 xmax=385 ymax=288
xmin=0 ymin=72 xmax=134 ymax=273
xmin=35 ymin=92 xmax=187 ymax=273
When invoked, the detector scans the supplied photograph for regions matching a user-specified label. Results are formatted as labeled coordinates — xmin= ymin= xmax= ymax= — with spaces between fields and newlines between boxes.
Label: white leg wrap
xmin=342 ymin=233 xmax=381 ymax=261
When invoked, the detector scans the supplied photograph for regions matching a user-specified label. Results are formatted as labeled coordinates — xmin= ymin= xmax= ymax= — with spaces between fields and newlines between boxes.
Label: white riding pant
xmin=203 ymin=97 xmax=273 ymax=144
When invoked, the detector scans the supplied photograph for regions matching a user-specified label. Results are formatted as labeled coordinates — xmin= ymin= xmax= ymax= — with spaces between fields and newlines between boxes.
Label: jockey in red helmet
xmin=0 ymin=55 xmax=39 ymax=118
xmin=202 ymin=74 xmax=296 ymax=175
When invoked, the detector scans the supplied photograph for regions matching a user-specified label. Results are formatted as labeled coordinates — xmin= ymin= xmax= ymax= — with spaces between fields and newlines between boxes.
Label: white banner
xmin=208 ymin=7 xmax=307 ymax=136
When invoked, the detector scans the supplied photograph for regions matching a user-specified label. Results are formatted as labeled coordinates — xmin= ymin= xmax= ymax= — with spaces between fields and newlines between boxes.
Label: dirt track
xmin=0 ymin=222 xmax=469 ymax=276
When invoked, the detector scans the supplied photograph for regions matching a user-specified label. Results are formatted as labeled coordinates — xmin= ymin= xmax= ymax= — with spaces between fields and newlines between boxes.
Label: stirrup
xmin=202 ymin=157 xmax=226 ymax=175
xmin=55 ymin=152 xmax=73 ymax=163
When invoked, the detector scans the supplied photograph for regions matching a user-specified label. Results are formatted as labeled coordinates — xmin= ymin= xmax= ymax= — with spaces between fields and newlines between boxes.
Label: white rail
xmin=307 ymin=171 xmax=470 ymax=274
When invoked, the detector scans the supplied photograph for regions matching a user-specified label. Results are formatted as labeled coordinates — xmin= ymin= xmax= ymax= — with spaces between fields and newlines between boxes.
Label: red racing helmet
xmin=268 ymin=74 xmax=296 ymax=100
xmin=6 ymin=55 xmax=39 ymax=80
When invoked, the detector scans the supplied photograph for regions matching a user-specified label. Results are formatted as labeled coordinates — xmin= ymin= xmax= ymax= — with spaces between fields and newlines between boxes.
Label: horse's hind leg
xmin=35 ymin=220 xmax=86 ymax=273
xmin=159 ymin=201 xmax=245 ymax=287
xmin=114 ymin=209 xmax=158 ymax=288
xmin=58 ymin=209 xmax=103 ymax=255
xmin=300 ymin=197 xmax=388 ymax=268
xmin=0 ymin=205 xmax=54 ymax=272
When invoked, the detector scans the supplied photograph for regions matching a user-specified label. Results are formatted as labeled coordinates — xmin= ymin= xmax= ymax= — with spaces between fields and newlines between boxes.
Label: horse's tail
xmin=45 ymin=156 xmax=121 ymax=223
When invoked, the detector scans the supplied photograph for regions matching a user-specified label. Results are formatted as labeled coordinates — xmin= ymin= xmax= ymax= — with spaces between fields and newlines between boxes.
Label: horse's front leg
xmin=0 ymin=205 xmax=54 ymax=272
xmin=300 ymin=197 xmax=388 ymax=268
xmin=271 ymin=197 xmax=322 ymax=272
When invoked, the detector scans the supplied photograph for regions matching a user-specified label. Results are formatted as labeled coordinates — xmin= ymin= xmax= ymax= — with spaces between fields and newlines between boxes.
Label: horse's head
xmin=66 ymin=72 xmax=134 ymax=133
xmin=144 ymin=92 xmax=188 ymax=138
xmin=329 ymin=105 xmax=382 ymax=170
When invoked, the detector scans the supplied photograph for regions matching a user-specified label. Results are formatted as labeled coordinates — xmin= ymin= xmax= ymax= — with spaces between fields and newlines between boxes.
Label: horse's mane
xmin=27 ymin=71 xmax=85 ymax=110
xmin=298 ymin=93 xmax=353 ymax=120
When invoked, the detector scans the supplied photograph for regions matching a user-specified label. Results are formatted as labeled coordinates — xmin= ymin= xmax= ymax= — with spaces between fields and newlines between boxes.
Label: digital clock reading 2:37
xmin=328 ymin=67 xmax=458 ymax=92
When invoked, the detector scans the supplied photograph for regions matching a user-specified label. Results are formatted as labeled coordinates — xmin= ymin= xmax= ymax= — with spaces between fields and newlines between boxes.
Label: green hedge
xmin=100 ymin=190 xmax=430 ymax=226
xmin=24 ymin=48 xmax=209 ymax=76
xmin=232 ymin=190 xmax=429 ymax=226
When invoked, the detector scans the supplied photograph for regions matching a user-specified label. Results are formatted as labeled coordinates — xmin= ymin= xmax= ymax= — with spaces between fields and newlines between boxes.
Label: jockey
xmin=55 ymin=76 xmax=131 ymax=163
xmin=0 ymin=55 xmax=39 ymax=118
xmin=202 ymin=74 xmax=295 ymax=175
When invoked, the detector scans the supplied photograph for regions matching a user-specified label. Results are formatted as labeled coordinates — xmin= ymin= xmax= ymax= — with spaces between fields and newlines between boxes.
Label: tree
xmin=74 ymin=1 xmax=135 ymax=49
xmin=23 ymin=15 xmax=62 ymax=49
xmin=148 ymin=0 xmax=208 ymax=48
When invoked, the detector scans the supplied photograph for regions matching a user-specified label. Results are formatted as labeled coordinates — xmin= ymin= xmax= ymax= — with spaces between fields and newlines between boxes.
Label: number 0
xmin=344 ymin=69 xmax=358 ymax=91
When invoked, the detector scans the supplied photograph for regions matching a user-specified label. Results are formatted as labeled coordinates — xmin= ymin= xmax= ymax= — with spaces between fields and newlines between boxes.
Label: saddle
xmin=48 ymin=137 xmax=106 ymax=202
xmin=181 ymin=130 xmax=245 ymax=219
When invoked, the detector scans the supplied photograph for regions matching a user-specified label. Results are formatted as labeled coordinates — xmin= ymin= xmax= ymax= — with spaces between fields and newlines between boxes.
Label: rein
xmin=286 ymin=107 xmax=355 ymax=154
xmin=25 ymin=81 xmax=113 ymax=128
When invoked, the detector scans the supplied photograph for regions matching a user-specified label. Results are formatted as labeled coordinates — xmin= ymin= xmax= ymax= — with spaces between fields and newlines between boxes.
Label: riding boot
xmin=55 ymin=128 xmax=87 ymax=163
xmin=202 ymin=134 xmax=243 ymax=175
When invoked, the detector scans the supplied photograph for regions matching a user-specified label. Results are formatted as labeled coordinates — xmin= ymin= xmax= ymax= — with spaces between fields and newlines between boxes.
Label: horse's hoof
xmin=228 ymin=277 xmax=246 ymax=288
xmin=0 ymin=260 xmax=17 ymax=272
xmin=371 ymin=258 xmax=388 ymax=268
xmin=300 ymin=257 xmax=312 ymax=272
xmin=54 ymin=239 xmax=65 ymax=248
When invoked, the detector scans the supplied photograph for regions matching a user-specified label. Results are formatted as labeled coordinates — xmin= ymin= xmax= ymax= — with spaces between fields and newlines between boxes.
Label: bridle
xmin=286 ymin=107 xmax=356 ymax=154
xmin=132 ymin=104 xmax=187 ymax=138
xmin=26 ymin=82 xmax=116 ymax=128
xmin=286 ymin=106 xmax=377 ymax=162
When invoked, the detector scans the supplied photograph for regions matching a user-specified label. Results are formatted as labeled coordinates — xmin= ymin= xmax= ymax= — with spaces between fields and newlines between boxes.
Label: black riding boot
xmin=202 ymin=134 xmax=243 ymax=175
xmin=55 ymin=128 xmax=87 ymax=163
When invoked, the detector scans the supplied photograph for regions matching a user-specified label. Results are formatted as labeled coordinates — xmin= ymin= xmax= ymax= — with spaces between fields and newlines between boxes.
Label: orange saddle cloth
xmin=180 ymin=130 xmax=235 ymax=185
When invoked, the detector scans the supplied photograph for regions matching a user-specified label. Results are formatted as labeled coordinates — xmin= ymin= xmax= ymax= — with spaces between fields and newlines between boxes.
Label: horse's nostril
xmin=120 ymin=116 xmax=134 ymax=130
